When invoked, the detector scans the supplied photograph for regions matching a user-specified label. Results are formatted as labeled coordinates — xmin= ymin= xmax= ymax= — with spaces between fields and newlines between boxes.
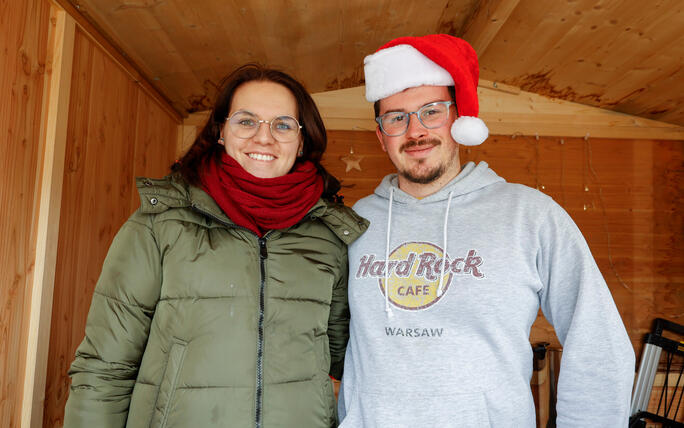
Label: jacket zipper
xmin=255 ymin=237 xmax=267 ymax=428
xmin=190 ymin=204 xmax=271 ymax=428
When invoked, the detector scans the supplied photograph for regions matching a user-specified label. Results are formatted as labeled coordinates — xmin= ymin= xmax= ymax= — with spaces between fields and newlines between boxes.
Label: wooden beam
xmin=461 ymin=0 xmax=521 ymax=56
xmin=183 ymin=81 xmax=684 ymax=141
xmin=177 ymin=112 xmax=210 ymax=156
xmin=22 ymin=6 xmax=75 ymax=428
xmin=312 ymin=83 xmax=684 ymax=140
xmin=476 ymin=80 xmax=684 ymax=140
xmin=177 ymin=124 xmax=199 ymax=157
xmin=184 ymin=111 xmax=211 ymax=127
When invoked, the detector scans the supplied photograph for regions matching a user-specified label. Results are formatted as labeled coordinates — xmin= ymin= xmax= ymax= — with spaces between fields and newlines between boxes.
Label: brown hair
xmin=173 ymin=64 xmax=340 ymax=200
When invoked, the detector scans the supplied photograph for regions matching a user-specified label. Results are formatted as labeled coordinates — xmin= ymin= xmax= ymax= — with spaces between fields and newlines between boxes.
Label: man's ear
xmin=375 ymin=126 xmax=387 ymax=152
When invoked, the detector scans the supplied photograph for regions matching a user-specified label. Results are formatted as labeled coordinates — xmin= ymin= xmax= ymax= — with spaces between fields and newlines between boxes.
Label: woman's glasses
xmin=227 ymin=111 xmax=302 ymax=143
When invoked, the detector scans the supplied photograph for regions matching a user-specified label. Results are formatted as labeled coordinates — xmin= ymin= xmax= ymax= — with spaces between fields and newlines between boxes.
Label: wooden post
xmin=21 ymin=6 xmax=75 ymax=427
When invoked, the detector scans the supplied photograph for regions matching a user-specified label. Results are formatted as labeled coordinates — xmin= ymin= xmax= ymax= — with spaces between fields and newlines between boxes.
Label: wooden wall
xmin=4 ymin=2 xmax=676 ymax=427
xmin=321 ymin=130 xmax=684 ymax=352
xmin=41 ymin=26 xmax=179 ymax=427
xmin=0 ymin=0 xmax=52 ymax=427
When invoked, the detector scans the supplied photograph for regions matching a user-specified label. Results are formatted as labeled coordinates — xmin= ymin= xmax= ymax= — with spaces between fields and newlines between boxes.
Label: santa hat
xmin=364 ymin=34 xmax=488 ymax=146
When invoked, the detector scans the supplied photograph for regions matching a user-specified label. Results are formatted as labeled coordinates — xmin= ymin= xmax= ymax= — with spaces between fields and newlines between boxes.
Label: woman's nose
xmin=253 ymin=122 xmax=275 ymax=144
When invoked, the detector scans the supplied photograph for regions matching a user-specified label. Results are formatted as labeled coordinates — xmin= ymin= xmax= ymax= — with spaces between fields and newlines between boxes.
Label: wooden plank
xmin=62 ymin=0 xmax=204 ymax=114
xmin=21 ymin=6 xmax=75 ymax=428
xmin=478 ymin=0 xmax=684 ymax=126
xmin=184 ymin=110 xmax=211 ymax=127
xmin=177 ymin=124 xmax=199 ymax=157
xmin=0 ymin=0 xmax=52 ymax=426
xmin=132 ymin=89 xmax=180 ymax=209
xmin=35 ymin=0 xmax=684 ymax=128
xmin=41 ymin=24 xmax=180 ymax=427
xmin=63 ymin=0 xmax=481 ymax=112
xmin=461 ymin=0 xmax=522 ymax=55
xmin=51 ymin=0 xmax=182 ymax=122
xmin=43 ymin=27 xmax=140 ymax=426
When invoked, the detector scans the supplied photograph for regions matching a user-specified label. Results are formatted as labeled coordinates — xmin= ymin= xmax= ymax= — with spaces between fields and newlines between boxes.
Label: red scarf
xmin=201 ymin=152 xmax=324 ymax=237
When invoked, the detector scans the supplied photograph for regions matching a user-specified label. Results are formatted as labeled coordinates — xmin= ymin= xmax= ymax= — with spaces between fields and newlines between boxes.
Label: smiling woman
xmin=62 ymin=64 xmax=368 ymax=428
xmin=220 ymin=80 xmax=302 ymax=178
xmin=175 ymin=64 xmax=339 ymax=194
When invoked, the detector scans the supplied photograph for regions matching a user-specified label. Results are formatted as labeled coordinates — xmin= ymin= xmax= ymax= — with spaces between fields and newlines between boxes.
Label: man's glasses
xmin=376 ymin=101 xmax=454 ymax=137
xmin=227 ymin=111 xmax=302 ymax=143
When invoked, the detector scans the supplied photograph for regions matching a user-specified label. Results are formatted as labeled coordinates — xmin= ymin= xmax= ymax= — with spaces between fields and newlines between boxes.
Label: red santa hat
xmin=364 ymin=34 xmax=488 ymax=146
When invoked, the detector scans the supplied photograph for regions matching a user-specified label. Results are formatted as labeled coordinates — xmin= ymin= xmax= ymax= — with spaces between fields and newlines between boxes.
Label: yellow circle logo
xmin=378 ymin=241 xmax=452 ymax=310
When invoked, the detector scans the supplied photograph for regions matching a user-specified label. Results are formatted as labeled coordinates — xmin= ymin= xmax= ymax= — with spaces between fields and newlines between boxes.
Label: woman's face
xmin=220 ymin=81 xmax=303 ymax=179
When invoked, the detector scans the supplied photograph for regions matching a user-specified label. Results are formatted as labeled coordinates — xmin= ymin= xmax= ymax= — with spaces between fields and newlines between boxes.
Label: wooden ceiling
xmin=63 ymin=0 xmax=683 ymax=126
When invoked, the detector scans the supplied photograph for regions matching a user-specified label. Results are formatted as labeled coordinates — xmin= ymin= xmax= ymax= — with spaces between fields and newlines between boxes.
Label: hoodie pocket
xmin=151 ymin=338 xmax=188 ymax=428
xmin=339 ymin=387 xmax=492 ymax=428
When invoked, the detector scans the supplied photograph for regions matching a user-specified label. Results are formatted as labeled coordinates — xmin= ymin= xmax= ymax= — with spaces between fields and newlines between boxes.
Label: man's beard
xmin=396 ymin=138 xmax=448 ymax=184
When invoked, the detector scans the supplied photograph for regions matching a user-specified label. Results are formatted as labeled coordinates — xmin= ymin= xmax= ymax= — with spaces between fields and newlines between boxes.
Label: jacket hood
xmin=135 ymin=174 xmax=368 ymax=244
xmin=373 ymin=161 xmax=504 ymax=204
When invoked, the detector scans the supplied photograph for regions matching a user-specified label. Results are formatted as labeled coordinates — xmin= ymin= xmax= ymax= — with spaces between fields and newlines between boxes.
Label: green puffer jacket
xmin=64 ymin=175 xmax=368 ymax=428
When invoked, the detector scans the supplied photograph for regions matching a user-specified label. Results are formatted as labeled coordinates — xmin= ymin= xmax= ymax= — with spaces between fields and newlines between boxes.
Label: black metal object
xmin=630 ymin=318 xmax=684 ymax=428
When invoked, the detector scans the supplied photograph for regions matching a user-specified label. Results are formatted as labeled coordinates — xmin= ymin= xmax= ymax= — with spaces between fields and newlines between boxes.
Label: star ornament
xmin=340 ymin=153 xmax=364 ymax=172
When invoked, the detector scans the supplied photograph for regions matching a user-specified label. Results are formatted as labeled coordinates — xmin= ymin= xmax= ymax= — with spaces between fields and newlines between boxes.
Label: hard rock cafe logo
xmin=355 ymin=242 xmax=484 ymax=310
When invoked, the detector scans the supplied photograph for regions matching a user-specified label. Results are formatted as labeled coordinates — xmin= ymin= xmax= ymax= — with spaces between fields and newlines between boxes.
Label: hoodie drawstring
xmin=437 ymin=191 xmax=454 ymax=297
xmin=384 ymin=187 xmax=394 ymax=317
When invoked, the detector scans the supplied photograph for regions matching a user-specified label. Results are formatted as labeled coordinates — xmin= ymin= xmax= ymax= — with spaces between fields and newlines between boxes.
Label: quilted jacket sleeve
xmin=63 ymin=211 xmax=162 ymax=428
xmin=327 ymin=249 xmax=350 ymax=380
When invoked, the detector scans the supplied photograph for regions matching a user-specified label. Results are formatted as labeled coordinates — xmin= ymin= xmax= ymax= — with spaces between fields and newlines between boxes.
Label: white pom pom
xmin=450 ymin=116 xmax=489 ymax=146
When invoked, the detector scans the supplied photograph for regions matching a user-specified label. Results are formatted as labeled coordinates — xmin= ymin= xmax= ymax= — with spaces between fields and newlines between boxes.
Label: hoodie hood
xmin=374 ymin=161 xmax=505 ymax=204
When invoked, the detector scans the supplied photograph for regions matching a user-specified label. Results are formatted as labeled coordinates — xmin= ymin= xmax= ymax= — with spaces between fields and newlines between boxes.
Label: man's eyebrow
xmin=380 ymin=108 xmax=407 ymax=115
xmin=381 ymin=99 xmax=448 ymax=115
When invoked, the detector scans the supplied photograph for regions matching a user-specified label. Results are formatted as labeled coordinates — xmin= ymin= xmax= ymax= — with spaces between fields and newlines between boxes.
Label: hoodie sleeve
xmin=63 ymin=211 xmax=161 ymax=428
xmin=536 ymin=202 xmax=635 ymax=427
xmin=327 ymin=248 xmax=351 ymax=380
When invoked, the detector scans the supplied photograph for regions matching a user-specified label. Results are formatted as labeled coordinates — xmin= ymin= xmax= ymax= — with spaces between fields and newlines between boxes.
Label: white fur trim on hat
xmin=364 ymin=45 xmax=454 ymax=102
xmin=450 ymin=116 xmax=489 ymax=146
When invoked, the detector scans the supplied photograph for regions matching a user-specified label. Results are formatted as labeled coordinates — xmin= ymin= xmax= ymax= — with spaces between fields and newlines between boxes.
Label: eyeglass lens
xmin=228 ymin=111 xmax=300 ymax=142
xmin=379 ymin=102 xmax=451 ymax=136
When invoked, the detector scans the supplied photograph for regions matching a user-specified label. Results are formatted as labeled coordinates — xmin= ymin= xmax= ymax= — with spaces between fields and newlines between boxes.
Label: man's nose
xmin=406 ymin=112 xmax=428 ymax=140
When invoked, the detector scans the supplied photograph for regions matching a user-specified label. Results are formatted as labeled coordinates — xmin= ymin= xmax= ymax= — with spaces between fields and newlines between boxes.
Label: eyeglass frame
xmin=375 ymin=101 xmax=455 ymax=137
xmin=225 ymin=110 xmax=303 ymax=143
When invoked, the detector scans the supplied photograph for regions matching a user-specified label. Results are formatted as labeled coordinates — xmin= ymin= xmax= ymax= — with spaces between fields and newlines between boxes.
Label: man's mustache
xmin=400 ymin=138 xmax=441 ymax=153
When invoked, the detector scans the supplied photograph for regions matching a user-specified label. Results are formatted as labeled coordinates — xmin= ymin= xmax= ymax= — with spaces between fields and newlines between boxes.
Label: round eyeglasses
xmin=227 ymin=111 xmax=302 ymax=143
xmin=376 ymin=101 xmax=454 ymax=137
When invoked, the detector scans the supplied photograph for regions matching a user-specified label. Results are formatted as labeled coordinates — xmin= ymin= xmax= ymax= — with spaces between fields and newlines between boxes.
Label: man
xmin=338 ymin=34 xmax=635 ymax=427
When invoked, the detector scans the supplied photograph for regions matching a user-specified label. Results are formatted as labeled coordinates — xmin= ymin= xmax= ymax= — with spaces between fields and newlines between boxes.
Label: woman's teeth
xmin=248 ymin=153 xmax=275 ymax=161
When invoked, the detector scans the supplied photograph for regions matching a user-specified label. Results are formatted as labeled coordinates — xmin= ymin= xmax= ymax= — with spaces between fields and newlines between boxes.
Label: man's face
xmin=376 ymin=85 xmax=461 ymax=190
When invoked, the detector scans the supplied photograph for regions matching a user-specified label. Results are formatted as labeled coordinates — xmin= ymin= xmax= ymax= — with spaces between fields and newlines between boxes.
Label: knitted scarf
xmin=201 ymin=152 xmax=324 ymax=236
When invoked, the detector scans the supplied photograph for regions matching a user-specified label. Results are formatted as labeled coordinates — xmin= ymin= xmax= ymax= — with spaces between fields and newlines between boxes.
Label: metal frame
xmin=629 ymin=318 xmax=684 ymax=428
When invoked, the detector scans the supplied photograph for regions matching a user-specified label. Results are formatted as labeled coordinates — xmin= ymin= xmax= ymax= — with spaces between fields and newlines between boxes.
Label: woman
xmin=64 ymin=64 xmax=368 ymax=427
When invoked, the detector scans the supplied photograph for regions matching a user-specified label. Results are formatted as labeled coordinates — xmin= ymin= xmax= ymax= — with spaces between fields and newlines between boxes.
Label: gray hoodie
xmin=339 ymin=161 xmax=634 ymax=427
